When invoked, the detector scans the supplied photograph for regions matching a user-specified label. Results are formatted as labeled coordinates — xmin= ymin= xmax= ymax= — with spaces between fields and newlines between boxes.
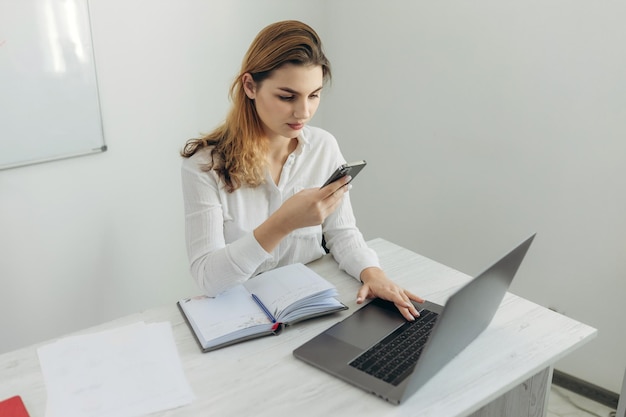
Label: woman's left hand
xmin=357 ymin=267 xmax=424 ymax=321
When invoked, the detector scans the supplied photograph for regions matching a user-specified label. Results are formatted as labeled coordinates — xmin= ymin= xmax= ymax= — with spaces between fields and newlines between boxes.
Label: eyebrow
xmin=277 ymin=86 xmax=323 ymax=95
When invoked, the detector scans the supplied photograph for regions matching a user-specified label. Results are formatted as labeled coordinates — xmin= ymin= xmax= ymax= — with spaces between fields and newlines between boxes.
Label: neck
xmin=266 ymin=136 xmax=298 ymax=185
xmin=267 ymin=136 xmax=297 ymax=164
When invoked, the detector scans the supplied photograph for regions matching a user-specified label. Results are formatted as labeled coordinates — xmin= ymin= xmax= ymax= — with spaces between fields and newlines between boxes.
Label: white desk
xmin=0 ymin=239 xmax=597 ymax=417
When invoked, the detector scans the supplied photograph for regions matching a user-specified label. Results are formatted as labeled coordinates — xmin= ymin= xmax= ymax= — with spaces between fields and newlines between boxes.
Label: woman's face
xmin=243 ymin=63 xmax=323 ymax=142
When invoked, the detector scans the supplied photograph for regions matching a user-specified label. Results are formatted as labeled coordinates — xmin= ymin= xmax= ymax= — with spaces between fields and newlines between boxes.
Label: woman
xmin=181 ymin=20 xmax=422 ymax=321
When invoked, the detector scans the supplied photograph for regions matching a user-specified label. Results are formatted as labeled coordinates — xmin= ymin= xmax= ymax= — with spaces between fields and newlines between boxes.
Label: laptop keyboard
xmin=348 ymin=309 xmax=439 ymax=386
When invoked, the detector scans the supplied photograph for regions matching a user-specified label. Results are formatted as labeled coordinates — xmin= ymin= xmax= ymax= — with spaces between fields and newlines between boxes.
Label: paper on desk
xmin=37 ymin=321 xmax=194 ymax=417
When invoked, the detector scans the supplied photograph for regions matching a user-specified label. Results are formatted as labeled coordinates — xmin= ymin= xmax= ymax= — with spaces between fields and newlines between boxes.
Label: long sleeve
xmin=322 ymin=188 xmax=381 ymax=281
xmin=180 ymin=125 xmax=380 ymax=295
xmin=181 ymin=155 xmax=272 ymax=296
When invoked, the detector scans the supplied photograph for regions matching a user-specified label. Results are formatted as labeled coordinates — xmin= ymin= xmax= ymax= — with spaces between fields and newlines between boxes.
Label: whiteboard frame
xmin=0 ymin=0 xmax=106 ymax=171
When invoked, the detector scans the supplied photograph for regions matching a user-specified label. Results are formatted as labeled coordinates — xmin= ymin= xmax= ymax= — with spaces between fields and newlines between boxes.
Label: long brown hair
xmin=181 ymin=20 xmax=332 ymax=192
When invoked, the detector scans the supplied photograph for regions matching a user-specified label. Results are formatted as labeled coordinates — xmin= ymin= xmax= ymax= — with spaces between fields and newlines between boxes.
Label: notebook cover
xmin=0 ymin=396 xmax=30 ymax=417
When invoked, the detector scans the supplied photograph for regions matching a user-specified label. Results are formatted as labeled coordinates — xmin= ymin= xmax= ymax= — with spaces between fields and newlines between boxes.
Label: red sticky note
xmin=0 ymin=396 xmax=30 ymax=417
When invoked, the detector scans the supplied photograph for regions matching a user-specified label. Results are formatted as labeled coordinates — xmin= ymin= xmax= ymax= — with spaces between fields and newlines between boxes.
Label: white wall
xmin=0 ymin=0 xmax=325 ymax=351
xmin=321 ymin=0 xmax=626 ymax=392
xmin=1 ymin=0 xmax=624 ymax=394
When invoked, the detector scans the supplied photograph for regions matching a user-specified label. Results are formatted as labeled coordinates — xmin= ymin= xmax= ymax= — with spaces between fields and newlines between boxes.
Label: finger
xmin=396 ymin=303 xmax=416 ymax=321
xmin=398 ymin=294 xmax=420 ymax=318
xmin=407 ymin=300 xmax=420 ymax=318
xmin=323 ymin=175 xmax=351 ymax=197
xmin=324 ymin=186 xmax=350 ymax=206
xmin=356 ymin=284 xmax=370 ymax=304
xmin=400 ymin=291 xmax=421 ymax=317
xmin=388 ymin=289 xmax=419 ymax=319
xmin=404 ymin=289 xmax=425 ymax=304
xmin=339 ymin=175 xmax=352 ymax=189
xmin=334 ymin=184 xmax=351 ymax=200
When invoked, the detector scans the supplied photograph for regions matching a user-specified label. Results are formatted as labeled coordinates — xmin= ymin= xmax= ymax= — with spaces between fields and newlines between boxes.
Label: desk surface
xmin=0 ymin=238 xmax=597 ymax=417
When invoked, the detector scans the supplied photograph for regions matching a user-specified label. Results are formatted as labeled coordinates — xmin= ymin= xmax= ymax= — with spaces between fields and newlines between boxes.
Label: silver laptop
xmin=293 ymin=234 xmax=535 ymax=405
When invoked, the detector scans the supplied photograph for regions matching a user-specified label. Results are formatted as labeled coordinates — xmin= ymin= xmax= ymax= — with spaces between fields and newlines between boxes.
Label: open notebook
xmin=178 ymin=263 xmax=347 ymax=352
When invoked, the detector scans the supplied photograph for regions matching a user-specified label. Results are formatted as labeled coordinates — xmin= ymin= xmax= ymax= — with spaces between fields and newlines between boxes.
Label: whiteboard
xmin=0 ymin=0 xmax=105 ymax=170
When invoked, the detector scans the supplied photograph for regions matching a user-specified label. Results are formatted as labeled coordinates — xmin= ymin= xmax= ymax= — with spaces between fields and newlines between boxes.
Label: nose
xmin=293 ymin=98 xmax=311 ymax=120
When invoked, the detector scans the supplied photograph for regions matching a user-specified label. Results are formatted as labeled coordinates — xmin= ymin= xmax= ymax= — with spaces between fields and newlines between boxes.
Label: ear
xmin=242 ymin=73 xmax=257 ymax=99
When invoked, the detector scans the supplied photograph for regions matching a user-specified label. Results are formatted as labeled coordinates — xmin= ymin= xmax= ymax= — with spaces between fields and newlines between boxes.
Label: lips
xmin=288 ymin=123 xmax=304 ymax=130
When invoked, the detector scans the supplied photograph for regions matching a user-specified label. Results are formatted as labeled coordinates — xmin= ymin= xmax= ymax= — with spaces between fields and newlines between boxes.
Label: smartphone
xmin=321 ymin=160 xmax=367 ymax=188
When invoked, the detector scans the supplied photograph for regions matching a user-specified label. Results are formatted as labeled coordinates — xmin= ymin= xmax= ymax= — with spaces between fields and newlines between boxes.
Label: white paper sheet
xmin=37 ymin=321 xmax=194 ymax=417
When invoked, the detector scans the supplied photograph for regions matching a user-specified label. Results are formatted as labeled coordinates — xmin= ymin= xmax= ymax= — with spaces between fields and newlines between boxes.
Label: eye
xmin=278 ymin=95 xmax=295 ymax=101
xmin=309 ymin=93 xmax=320 ymax=99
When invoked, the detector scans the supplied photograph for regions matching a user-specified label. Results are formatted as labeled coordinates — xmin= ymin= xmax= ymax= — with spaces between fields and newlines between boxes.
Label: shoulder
xmin=182 ymin=146 xmax=214 ymax=168
xmin=181 ymin=146 xmax=218 ymax=180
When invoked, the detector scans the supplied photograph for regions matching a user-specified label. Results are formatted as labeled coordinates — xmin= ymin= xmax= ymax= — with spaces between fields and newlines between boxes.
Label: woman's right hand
xmin=253 ymin=175 xmax=351 ymax=252
xmin=282 ymin=175 xmax=351 ymax=230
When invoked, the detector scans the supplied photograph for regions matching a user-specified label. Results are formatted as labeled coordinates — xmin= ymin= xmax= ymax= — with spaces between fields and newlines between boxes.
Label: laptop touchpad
xmin=326 ymin=300 xmax=405 ymax=350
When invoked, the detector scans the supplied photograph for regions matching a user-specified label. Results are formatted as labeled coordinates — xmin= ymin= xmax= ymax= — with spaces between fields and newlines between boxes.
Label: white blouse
xmin=181 ymin=125 xmax=380 ymax=296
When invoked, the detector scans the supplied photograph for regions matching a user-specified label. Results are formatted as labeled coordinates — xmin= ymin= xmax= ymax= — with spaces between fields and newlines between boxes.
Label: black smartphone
xmin=321 ymin=160 xmax=367 ymax=188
